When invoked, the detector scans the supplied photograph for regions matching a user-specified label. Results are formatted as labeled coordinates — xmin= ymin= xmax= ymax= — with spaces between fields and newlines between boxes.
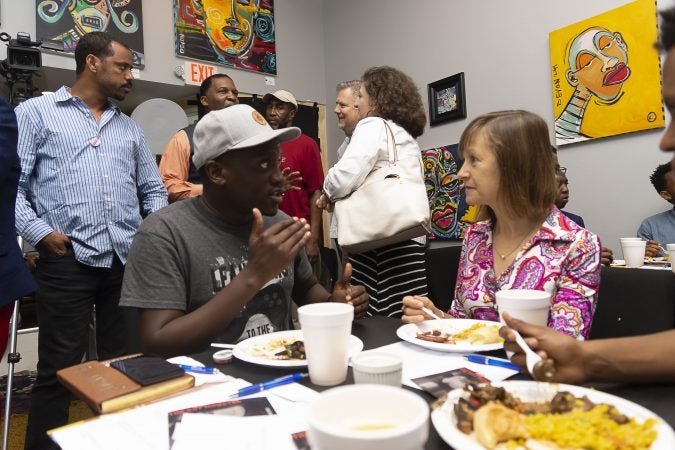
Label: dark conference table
xmin=193 ymin=315 xmax=675 ymax=450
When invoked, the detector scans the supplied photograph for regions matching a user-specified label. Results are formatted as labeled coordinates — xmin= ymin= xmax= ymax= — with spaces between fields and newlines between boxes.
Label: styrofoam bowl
xmin=307 ymin=384 xmax=429 ymax=450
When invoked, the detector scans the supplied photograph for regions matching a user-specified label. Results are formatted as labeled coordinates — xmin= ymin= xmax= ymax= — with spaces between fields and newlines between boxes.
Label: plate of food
xmin=396 ymin=319 xmax=503 ymax=352
xmin=232 ymin=330 xmax=364 ymax=368
xmin=645 ymin=256 xmax=670 ymax=265
xmin=431 ymin=380 xmax=675 ymax=449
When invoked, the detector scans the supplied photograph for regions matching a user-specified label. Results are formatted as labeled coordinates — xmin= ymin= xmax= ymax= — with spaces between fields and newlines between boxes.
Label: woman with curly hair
xmin=317 ymin=66 xmax=429 ymax=318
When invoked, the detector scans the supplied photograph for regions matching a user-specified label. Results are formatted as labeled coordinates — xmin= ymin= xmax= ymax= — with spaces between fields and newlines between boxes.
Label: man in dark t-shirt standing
xmin=120 ymin=104 xmax=368 ymax=357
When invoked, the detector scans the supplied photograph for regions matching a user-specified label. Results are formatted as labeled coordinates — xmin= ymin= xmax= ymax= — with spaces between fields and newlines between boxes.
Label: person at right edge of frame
xmin=499 ymin=6 xmax=675 ymax=385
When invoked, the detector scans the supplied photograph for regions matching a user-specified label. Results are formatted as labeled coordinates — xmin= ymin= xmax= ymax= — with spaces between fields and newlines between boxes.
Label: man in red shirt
xmin=263 ymin=90 xmax=326 ymax=283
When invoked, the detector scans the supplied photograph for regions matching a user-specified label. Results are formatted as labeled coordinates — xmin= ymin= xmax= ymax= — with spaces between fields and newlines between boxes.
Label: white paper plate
xmin=645 ymin=257 xmax=670 ymax=265
xmin=396 ymin=319 xmax=503 ymax=352
xmin=431 ymin=380 xmax=675 ymax=449
xmin=612 ymin=258 xmax=670 ymax=267
xmin=233 ymin=330 xmax=364 ymax=368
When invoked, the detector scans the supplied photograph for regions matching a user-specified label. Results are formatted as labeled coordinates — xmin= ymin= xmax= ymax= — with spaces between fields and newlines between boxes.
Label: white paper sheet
xmin=49 ymin=378 xmax=252 ymax=450
xmin=49 ymin=377 xmax=318 ymax=450
xmin=267 ymin=382 xmax=321 ymax=404
xmin=172 ymin=414 xmax=301 ymax=450
xmin=365 ymin=341 xmax=519 ymax=388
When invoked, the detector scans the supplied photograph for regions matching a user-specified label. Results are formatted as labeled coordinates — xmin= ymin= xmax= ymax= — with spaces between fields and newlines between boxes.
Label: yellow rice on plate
xmin=517 ymin=403 xmax=657 ymax=450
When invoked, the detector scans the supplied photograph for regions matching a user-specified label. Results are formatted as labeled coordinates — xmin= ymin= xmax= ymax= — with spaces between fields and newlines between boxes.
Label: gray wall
xmin=1 ymin=0 xmax=673 ymax=252
xmin=322 ymin=0 xmax=675 ymax=252
xmin=0 ymin=0 xmax=326 ymax=104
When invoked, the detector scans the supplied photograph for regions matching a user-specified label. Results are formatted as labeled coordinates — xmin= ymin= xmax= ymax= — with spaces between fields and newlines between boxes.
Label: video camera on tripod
xmin=0 ymin=31 xmax=42 ymax=105
xmin=0 ymin=31 xmax=62 ymax=105
xmin=1 ymin=31 xmax=42 ymax=73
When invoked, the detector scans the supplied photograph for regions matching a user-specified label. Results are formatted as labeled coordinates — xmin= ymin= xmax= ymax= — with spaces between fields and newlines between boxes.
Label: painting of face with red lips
xmin=555 ymin=26 xmax=631 ymax=144
xmin=566 ymin=28 xmax=630 ymax=102
xmin=550 ymin=1 xmax=664 ymax=146
xmin=422 ymin=145 xmax=476 ymax=240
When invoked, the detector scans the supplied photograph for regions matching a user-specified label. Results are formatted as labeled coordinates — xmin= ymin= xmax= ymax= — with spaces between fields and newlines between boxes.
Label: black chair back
xmin=589 ymin=267 xmax=675 ymax=339
xmin=425 ymin=242 xmax=462 ymax=312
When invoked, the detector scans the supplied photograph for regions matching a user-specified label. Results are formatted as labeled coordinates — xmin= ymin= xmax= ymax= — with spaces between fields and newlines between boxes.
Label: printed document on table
xmin=172 ymin=412 xmax=305 ymax=450
xmin=49 ymin=379 xmax=251 ymax=450
xmin=49 ymin=377 xmax=317 ymax=450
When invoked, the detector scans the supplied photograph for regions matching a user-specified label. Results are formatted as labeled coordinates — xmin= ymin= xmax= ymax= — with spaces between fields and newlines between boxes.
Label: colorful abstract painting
xmin=35 ymin=0 xmax=145 ymax=68
xmin=436 ymin=86 xmax=458 ymax=114
xmin=174 ymin=0 xmax=276 ymax=75
xmin=422 ymin=144 xmax=479 ymax=240
xmin=550 ymin=0 xmax=663 ymax=146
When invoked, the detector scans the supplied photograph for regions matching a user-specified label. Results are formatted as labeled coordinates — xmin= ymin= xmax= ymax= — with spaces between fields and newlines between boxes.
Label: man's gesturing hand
xmin=332 ymin=263 xmax=369 ymax=319
xmin=247 ymin=208 xmax=310 ymax=283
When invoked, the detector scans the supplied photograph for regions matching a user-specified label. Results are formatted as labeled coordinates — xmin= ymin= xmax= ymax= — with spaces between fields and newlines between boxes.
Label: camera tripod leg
xmin=2 ymin=299 xmax=21 ymax=450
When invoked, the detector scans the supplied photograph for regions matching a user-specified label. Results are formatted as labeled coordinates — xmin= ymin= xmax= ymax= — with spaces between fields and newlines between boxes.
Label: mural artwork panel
xmin=422 ymin=144 xmax=479 ymax=240
xmin=550 ymin=0 xmax=663 ymax=146
xmin=36 ymin=0 xmax=145 ymax=68
xmin=174 ymin=0 xmax=277 ymax=75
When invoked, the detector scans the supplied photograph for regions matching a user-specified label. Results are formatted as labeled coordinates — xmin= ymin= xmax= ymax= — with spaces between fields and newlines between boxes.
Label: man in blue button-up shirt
xmin=14 ymin=32 xmax=167 ymax=449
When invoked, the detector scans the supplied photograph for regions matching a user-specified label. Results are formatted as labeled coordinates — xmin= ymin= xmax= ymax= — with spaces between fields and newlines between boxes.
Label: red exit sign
xmin=184 ymin=62 xmax=216 ymax=86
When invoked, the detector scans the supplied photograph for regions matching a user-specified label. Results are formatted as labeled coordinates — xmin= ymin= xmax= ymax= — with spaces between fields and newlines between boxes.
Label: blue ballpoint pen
xmin=230 ymin=372 xmax=308 ymax=398
xmin=464 ymin=354 xmax=521 ymax=371
xmin=176 ymin=364 xmax=219 ymax=375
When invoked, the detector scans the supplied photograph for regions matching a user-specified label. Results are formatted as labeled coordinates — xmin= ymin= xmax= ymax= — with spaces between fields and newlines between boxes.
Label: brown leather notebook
xmin=57 ymin=358 xmax=195 ymax=414
xmin=57 ymin=361 xmax=141 ymax=413
xmin=99 ymin=373 xmax=194 ymax=414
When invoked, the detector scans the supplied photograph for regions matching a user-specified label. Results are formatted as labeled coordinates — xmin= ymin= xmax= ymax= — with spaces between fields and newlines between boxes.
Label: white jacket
xmin=323 ymin=117 xmax=422 ymax=200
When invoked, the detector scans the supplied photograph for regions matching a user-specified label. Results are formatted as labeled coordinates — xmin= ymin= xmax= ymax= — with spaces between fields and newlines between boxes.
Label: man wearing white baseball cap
xmin=120 ymin=104 xmax=368 ymax=356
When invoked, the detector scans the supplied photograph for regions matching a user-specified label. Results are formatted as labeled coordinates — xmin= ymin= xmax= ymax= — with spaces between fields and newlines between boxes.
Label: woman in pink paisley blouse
xmin=402 ymin=110 xmax=601 ymax=339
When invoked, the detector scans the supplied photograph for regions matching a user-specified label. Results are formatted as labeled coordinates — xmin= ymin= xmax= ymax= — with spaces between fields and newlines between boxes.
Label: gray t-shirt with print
xmin=120 ymin=197 xmax=314 ymax=343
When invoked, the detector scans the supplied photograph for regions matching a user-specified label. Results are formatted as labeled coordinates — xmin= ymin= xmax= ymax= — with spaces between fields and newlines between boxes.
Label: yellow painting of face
xmin=202 ymin=0 xmax=258 ymax=57
xmin=550 ymin=0 xmax=664 ymax=146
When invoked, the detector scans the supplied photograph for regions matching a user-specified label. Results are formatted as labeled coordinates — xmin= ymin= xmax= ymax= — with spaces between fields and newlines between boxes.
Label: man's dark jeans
xmin=24 ymin=253 xmax=127 ymax=450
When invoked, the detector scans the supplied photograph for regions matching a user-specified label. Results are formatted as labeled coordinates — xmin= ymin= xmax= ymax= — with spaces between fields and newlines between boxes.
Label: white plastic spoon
xmin=511 ymin=329 xmax=555 ymax=381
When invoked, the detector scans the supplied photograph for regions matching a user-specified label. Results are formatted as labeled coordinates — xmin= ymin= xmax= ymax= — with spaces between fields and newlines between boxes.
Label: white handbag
xmin=334 ymin=119 xmax=431 ymax=253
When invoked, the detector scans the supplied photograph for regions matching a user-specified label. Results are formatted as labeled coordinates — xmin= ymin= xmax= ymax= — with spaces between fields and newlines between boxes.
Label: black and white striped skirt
xmin=348 ymin=239 xmax=428 ymax=318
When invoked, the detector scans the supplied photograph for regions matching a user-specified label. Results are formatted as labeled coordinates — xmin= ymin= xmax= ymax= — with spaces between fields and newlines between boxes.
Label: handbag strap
xmin=381 ymin=118 xmax=398 ymax=164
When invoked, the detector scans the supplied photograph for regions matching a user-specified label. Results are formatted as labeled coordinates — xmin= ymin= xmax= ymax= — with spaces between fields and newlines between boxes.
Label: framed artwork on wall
xmin=428 ymin=72 xmax=466 ymax=126
xmin=550 ymin=0 xmax=663 ymax=146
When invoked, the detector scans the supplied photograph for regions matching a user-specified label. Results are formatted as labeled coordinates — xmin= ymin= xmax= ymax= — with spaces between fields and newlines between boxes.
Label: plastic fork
xmin=421 ymin=306 xmax=459 ymax=335
xmin=511 ymin=329 xmax=555 ymax=381
xmin=211 ymin=343 xmax=236 ymax=349
xmin=421 ymin=306 xmax=444 ymax=321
